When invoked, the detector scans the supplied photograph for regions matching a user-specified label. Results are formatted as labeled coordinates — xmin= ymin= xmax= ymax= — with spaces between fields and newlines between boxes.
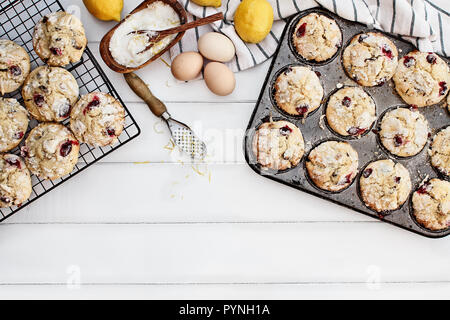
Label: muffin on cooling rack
xmin=359 ymin=159 xmax=411 ymax=213
xmin=378 ymin=107 xmax=429 ymax=158
xmin=273 ymin=66 xmax=323 ymax=118
xmin=252 ymin=120 xmax=305 ymax=171
xmin=292 ymin=13 xmax=342 ymax=63
xmin=21 ymin=123 xmax=80 ymax=180
xmin=306 ymin=141 xmax=359 ymax=192
xmin=430 ymin=126 xmax=450 ymax=177
xmin=0 ymin=39 xmax=30 ymax=95
xmin=33 ymin=11 xmax=87 ymax=67
xmin=0 ymin=97 xmax=29 ymax=153
xmin=343 ymin=32 xmax=398 ymax=87
xmin=0 ymin=154 xmax=32 ymax=208
xmin=70 ymin=92 xmax=125 ymax=147
xmin=393 ymin=51 xmax=449 ymax=107
xmin=412 ymin=178 xmax=449 ymax=231
xmin=325 ymin=87 xmax=376 ymax=138
xmin=22 ymin=66 xmax=79 ymax=122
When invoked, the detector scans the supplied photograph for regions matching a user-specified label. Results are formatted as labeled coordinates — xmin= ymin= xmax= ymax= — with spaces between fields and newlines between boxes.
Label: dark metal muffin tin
xmin=244 ymin=8 xmax=450 ymax=238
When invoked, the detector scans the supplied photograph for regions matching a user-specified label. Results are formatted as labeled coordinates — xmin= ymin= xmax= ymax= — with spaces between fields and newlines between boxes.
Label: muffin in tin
xmin=359 ymin=159 xmax=411 ymax=213
xmin=70 ymin=92 xmax=125 ymax=147
xmin=33 ymin=12 xmax=87 ymax=67
xmin=292 ymin=13 xmax=342 ymax=63
xmin=429 ymin=126 xmax=449 ymax=177
xmin=273 ymin=66 xmax=323 ymax=118
xmin=412 ymin=178 xmax=449 ymax=231
xmin=22 ymin=66 xmax=79 ymax=122
xmin=252 ymin=120 xmax=305 ymax=171
xmin=393 ymin=51 xmax=449 ymax=107
xmin=0 ymin=39 xmax=31 ymax=95
xmin=0 ymin=98 xmax=29 ymax=153
xmin=326 ymin=87 xmax=376 ymax=138
xmin=21 ymin=123 xmax=80 ymax=180
xmin=378 ymin=107 xmax=429 ymax=157
xmin=306 ymin=141 xmax=359 ymax=192
xmin=342 ymin=32 xmax=398 ymax=87
xmin=0 ymin=154 xmax=32 ymax=208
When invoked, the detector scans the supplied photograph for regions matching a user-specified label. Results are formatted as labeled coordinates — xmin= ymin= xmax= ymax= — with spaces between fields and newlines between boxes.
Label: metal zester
xmin=124 ymin=72 xmax=207 ymax=160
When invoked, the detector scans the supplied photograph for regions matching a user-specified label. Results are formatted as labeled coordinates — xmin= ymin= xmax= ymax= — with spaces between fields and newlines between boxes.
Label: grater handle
xmin=124 ymin=72 xmax=167 ymax=117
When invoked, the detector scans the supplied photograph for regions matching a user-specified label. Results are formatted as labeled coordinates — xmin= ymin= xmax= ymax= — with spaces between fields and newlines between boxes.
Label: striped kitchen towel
xmin=170 ymin=0 xmax=450 ymax=72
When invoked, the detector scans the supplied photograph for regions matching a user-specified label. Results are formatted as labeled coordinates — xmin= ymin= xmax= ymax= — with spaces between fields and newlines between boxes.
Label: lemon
xmin=191 ymin=0 xmax=222 ymax=7
xmin=234 ymin=0 xmax=274 ymax=43
xmin=83 ymin=0 xmax=123 ymax=22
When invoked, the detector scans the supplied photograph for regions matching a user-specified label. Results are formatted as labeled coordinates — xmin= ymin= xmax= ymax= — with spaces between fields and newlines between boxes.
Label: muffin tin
xmin=244 ymin=8 xmax=450 ymax=238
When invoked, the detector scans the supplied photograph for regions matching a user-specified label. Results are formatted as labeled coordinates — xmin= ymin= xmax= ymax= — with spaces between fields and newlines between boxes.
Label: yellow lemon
xmin=191 ymin=0 xmax=222 ymax=7
xmin=83 ymin=0 xmax=123 ymax=22
xmin=234 ymin=0 xmax=274 ymax=43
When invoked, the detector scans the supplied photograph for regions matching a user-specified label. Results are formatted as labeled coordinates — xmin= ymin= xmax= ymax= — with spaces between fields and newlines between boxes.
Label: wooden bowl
xmin=99 ymin=0 xmax=187 ymax=73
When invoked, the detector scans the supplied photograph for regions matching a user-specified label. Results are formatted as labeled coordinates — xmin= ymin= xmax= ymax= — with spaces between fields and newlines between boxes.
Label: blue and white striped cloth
xmin=170 ymin=0 xmax=449 ymax=72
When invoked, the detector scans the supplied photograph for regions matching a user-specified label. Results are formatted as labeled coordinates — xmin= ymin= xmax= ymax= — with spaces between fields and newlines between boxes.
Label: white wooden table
xmin=1 ymin=0 xmax=449 ymax=299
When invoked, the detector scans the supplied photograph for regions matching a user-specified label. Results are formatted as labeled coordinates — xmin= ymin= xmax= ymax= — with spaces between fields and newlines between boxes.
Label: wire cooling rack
xmin=0 ymin=0 xmax=141 ymax=222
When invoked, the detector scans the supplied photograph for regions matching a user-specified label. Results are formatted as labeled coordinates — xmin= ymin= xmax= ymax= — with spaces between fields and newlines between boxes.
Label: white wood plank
xmin=96 ymin=102 xmax=254 ymax=164
xmin=0 ymin=224 xmax=449 ymax=285
xmin=6 ymin=163 xmax=372 ymax=223
xmin=1 ymin=283 xmax=449 ymax=299
xmin=4 ymin=0 xmax=444 ymax=299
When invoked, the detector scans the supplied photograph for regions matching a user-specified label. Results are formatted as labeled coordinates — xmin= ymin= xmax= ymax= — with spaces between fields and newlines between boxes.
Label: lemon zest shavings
xmin=164 ymin=139 xmax=176 ymax=152
xmin=191 ymin=164 xmax=207 ymax=176
xmin=160 ymin=57 xmax=171 ymax=68
xmin=134 ymin=161 xmax=151 ymax=165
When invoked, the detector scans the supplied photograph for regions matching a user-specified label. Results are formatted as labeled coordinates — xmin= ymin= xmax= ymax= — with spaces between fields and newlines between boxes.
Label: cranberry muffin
xmin=306 ymin=141 xmax=359 ymax=192
xmin=393 ymin=51 xmax=449 ymax=107
xmin=252 ymin=120 xmax=305 ymax=171
xmin=22 ymin=66 xmax=79 ymax=122
xmin=70 ymin=92 xmax=125 ymax=147
xmin=378 ymin=107 xmax=429 ymax=157
xmin=33 ymin=12 xmax=87 ymax=67
xmin=326 ymin=87 xmax=376 ymax=138
xmin=0 ymin=98 xmax=29 ymax=152
xmin=360 ymin=159 xmax=411 ymax=213
xmin=343 ymin=32 xmax=398 ymax=87
xmin=21 ymin=123 xmax=79 ymax=180
xmin=430 ymin=126 xmax=450 ymax=177
xmin=0 ymin=39 xmax=30 ymax=95
xmin=273 ymin=66 xmax=323 ymax=118
xmin=292 ymin=13 xmax=342 ymax=62
xmin=0 ymin=154 xmax=32 ymax=208
xmin=412 ymin=179 xmax=449 ymax=231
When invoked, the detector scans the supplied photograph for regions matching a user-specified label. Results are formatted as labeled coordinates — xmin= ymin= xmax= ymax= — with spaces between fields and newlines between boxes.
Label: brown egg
xmin=171 ymin=52 xmax=204 ymax=81
xmin=204 ymin=62 xmax=236 ymax=96
xmin=198 ymin=32 xmax=236 ymax=63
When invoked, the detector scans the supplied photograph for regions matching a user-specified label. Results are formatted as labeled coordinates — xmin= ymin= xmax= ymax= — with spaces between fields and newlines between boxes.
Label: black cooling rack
xmin=0 ymin=0 xmax=141 ymax=222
